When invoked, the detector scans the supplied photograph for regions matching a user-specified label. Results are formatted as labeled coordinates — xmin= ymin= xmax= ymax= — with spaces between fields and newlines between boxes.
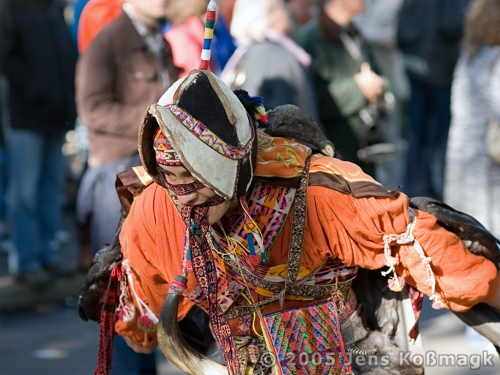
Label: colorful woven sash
xmin=179 ymin=203 xmax=240 ymax=375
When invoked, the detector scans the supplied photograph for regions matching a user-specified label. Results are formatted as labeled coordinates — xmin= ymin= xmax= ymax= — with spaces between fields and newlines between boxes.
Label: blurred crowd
xmin=0 ymin=0 xmax=499 ymax=372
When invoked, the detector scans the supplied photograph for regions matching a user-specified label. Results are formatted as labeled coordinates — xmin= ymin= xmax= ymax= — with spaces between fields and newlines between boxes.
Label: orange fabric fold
xmin=116 ymin=183 xmax=500 ymax=345
xmin=254 ymin=133 xmax=378 ymax=185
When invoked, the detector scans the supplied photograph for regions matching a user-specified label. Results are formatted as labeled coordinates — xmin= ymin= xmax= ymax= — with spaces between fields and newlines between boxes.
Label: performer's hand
xmin=354 ymin=63 xmax=384 ymax=103
xmin=123 ymin=336 xmax=158 ymax=354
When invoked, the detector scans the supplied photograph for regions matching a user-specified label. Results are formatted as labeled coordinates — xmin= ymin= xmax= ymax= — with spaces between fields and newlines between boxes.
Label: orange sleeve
xmin=305 ymin=186 xmax=500 ymax=312
xmin=115 ymin=184 xmax=195 ymax=345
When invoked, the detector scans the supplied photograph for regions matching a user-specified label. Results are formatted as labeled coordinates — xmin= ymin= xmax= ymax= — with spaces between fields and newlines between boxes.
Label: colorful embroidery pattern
xmin=153 ymin=129 xmax=183 ymax=166
xmin=167 ymin=104 xmax=254 ymax=160
xmin=180 ymin=203 xmax=239 ymax=375
xmin=162 ymin=177 xmax=207 ymax=196
xmin=262 ymin=300 xmax=354 ymax=375
xmin=231 ymin=181 xmax=296 ymax=262
xmin=186 ymin=267 xmax=245 ymax=314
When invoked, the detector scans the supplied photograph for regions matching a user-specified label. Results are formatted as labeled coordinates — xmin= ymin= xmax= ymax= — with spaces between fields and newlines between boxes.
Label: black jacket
xmin=397 ymin=0 xmax=470 ymax=87
xmin=0 ymin=0 xmax=76 ymax=133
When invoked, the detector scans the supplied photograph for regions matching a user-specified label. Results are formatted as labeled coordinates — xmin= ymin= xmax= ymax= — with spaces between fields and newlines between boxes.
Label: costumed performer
xmin=105 ymin=69 xmax=500 ymax=375
xmin=87 ymin=1 xmax=500 ymax=374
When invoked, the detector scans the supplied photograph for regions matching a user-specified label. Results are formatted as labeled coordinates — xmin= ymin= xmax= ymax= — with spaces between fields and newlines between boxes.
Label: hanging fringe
xmin=94 ymin=266 xmax=122 ymax=375
xmin=122 ymin=259 xmax=159 ymax=333
xmin=381 ymin=208 xmax=443 ymax=309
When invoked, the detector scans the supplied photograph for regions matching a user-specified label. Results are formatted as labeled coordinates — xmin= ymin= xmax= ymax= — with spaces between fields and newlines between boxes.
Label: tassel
xmin=117 ymin=302 xmax=135 ymax=322
xmin=94 ymin=267 xmax=121 ymax=375
xmin=137 ymin=314 xmax=157 ymax=334
xmin=244 ymin=224 xmax=262 ymax=266
xmin=388 ymin=276 xmax=405 ymax=292
xmin=246 ymin=95 xmax=269 ymax=126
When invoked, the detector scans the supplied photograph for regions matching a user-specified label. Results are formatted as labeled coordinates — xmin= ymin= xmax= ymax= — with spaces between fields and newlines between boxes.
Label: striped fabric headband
xmin=153 ymin=128 xmax=183 ymax=167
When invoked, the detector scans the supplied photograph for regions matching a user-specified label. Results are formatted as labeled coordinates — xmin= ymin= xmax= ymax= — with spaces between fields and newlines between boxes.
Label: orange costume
xmin=80 ymin=4 xmax=499 ymax=374
xmin=115 ymin=134 xmax=500 ymax=345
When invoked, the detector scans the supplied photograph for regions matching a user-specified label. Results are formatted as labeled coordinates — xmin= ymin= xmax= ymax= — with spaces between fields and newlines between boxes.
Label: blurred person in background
xmin=164 ymin=0 xmax=211 ymax=76
xmin=74 ymin=0 xmax=122 ymax=271
xmin=222 ymin=0 xmax=320 ymax=123
xmin=445 ymin=0 xmax=500 ymax=241
xmin=69 ymin=0 xmax=90 ymax=57
xmin=354 ymin=0 xmax=409 ymax=189
xmin=0 ymin=74 xmax=8 ymax=249
xmin=397 ymin=0 xmax=470 ymax=200
xmin=211 ymin=0 xmax=238 ymax=73
xmin=75 ymin=0 xmax=179 ymax=372
xmin=286 ymin=0 xmax=319 ymax=36
xmin=444 ymin=0 xmax=500 ymax=352
xmin=164 ymin=0 xmax=236 ymax=76
xmin=218 ymin=0 xmax=235 ymax=26
xmin=77 ymin=0 xmax=122 ymax=55
xmin=0 ymin=0 xmax=76 ymax=287
xmin=296 ymin=0 xmax=389 ymax=177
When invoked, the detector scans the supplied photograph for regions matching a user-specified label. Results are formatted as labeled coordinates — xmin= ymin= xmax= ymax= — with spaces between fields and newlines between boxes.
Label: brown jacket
xmin=76 ymin=11 xmax=179 ymax=167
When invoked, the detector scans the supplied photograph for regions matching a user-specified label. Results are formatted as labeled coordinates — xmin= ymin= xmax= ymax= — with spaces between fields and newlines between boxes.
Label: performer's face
xmin=158 ymin=165 xmax=234 ymax=224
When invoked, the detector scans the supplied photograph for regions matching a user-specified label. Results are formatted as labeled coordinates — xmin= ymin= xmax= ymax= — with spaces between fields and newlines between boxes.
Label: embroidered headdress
xmin=139 ymin=68 xmax=261 ymax=200
xmin=139 ymin=0 xmax=267 ymax=198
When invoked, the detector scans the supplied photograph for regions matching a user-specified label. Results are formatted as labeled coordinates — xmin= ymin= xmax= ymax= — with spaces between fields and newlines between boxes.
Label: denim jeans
xmin=6 ymin=129 xmax=66 ymax=273
xmin=111 ymin=335 xmax=157 ymax=375
xmin=404 ymin=79 xmax=452 ymax=200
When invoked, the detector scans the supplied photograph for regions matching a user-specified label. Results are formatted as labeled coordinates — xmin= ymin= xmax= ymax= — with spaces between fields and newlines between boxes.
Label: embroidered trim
xmin=158 ymin=172 xmax=207 ymax=196
xmin=166 ymin=104 xmax=254 ymax=160
xmin=153 ymin=128 xmax=183 ymax=167
xmin=228 ymin=182 xmax=296 ymax=264
xmin=224 ymin=281 xmax=355 ymax=320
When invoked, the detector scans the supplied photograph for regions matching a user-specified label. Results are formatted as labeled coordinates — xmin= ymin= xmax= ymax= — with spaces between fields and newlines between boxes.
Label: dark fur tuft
xmin=233 ymin=89 xmax=258 ymax=117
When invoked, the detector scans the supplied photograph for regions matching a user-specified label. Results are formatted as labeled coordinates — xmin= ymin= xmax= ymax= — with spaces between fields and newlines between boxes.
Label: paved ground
xmin=418 ymin=299 xmax=499 ymax=375
xmin=0 ymin=302 xmax=184 ymax=375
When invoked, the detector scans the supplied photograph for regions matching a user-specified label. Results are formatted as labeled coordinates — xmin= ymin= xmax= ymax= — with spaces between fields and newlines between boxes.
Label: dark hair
xmin=233 ymin=89 xmax=269 ymax=128
xmin=233 ymin=90 xmax=258 ymax=118
xmin=462 ymin=0 xmax=500 ymax=60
